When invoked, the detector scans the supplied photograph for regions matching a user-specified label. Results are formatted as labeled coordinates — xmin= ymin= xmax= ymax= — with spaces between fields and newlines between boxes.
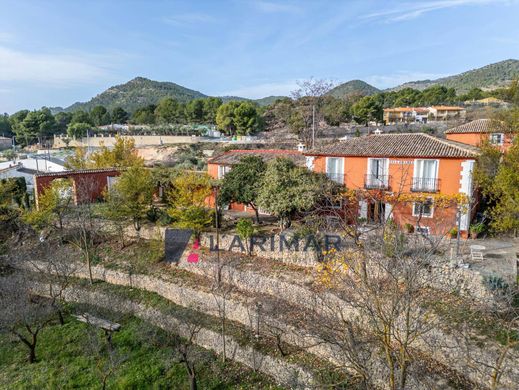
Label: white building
xmin=0 ymin=157 xmax=66 ymax=193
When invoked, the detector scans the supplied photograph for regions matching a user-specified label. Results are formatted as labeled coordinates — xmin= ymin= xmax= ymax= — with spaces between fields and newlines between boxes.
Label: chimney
xmin=297 ymin=142 xmax=306 ymax=152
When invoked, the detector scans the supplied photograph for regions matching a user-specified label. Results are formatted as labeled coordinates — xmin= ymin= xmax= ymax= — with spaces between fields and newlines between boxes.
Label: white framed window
xmin=413 ymin=159 xmax=439 ymax=192
xmin=107 ymin=176 xmax=119 ymax=190
xmin=367 ymin=158 xmax=389 ymax=188
xmin=412 ymin=198 xmax=434 ymax=218
xmin=489 ymin=133 xmax=504 ymax=145
xmin=415 ymin=226 xmax=430 ymax=235
xmin=218 ymin=165 xmax=231 ymax=179
xmin=326 ymin=157 xmax=344 ymax=184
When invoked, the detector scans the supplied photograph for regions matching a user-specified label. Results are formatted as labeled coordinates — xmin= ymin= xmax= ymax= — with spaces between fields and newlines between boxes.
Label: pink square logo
xmin=187 ymin=253 xmax=199 ymax=263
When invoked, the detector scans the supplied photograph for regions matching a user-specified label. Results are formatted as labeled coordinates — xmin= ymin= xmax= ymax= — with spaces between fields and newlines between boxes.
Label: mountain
xmin=327 ymin=80 xmax=380 ymax=98
xmin=253 ymin=96 xmax=286 ymax=106
xmin=388 ymin=59 xmax=519 ymax=93
xmin=64 ymin=77 xmax=282 ymax=112
xmin=65 ymin=77 xmax=207 ymax=112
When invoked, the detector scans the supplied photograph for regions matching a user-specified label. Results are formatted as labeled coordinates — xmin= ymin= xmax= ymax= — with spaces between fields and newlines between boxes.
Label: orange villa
xmin=207 ymin=149 xmax=305 ymax=211
xmin=445 ymin=118 xmax=515 ymax=152
xmin=304 ymin=133 xmax=480 ymax=235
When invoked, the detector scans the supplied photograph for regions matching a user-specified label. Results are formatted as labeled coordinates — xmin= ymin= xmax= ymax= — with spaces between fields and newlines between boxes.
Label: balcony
xmin=364 ymin=174 xmax=390 ymax=190
xmin=411 ymin=177 xmax=440 ymax=193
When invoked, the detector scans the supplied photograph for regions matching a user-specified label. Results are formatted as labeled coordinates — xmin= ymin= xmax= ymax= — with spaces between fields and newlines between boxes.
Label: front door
xmin=368 ymin=201 xmax=385 ymax=224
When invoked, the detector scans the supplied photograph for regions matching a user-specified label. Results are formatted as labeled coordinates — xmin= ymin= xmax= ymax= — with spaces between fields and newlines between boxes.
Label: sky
xmin=1 ymin=0 xmax=519 ymax=113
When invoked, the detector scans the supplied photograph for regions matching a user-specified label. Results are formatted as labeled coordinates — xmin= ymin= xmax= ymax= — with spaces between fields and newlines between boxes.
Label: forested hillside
xmin=327 ymin=80 xmax=380 ymax=98
xmin=389 ymin=59 xmax=519 ymax=93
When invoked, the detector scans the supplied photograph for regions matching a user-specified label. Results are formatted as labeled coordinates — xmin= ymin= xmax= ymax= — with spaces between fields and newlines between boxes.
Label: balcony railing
xmin=411 ymin=177 xmax=440 ymax=192
xmin=364 ymin=174 xmax=390 ymax=190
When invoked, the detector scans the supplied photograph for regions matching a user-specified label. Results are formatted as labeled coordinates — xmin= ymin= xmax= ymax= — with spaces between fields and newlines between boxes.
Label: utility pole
xmin=213 ymin=185 xmax=221 ymax=284
xmin=312 ymin=105 xmax=316 ymax=149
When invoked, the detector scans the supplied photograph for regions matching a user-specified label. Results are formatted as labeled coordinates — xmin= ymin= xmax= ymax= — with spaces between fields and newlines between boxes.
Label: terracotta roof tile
xmin=34 ymin=168 xmax=120 ymax=178
xmin=445 ymin=119 xmax=510 ymax=134
xmin=209 ymin=149 xmax=305 ymax=166
xmin=306 ymin=133 xmax=479 ymax=158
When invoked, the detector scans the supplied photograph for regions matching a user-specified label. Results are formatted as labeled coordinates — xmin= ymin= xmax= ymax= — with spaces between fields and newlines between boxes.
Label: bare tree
xmin=0 ymin=274 xmax=54 ymax=363
xmin=82 ymin=312 xmax=126 ymax=390
xmin=290 ymin=78 xmax=336 ymax=147
xmin=67 ymin=177 xmax=106 ymax=284
xmin=457 ymin=286 xmax=519 ymax=390
xmin=209 ymin=255 xmax=237 ymax=363
xmin=28 ymin=241 xmax=78 ymax=325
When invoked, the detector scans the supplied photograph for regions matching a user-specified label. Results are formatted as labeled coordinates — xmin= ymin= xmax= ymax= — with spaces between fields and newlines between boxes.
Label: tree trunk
xmin=189 ymin=369 xmax=197 ymax=390
xmin=28 ymin=344 xmax=36 ymax=364
xmin=252 ymin=206 xmax=260 ymax=224
xmin=57 ymin=309 xmax=65 ymax=325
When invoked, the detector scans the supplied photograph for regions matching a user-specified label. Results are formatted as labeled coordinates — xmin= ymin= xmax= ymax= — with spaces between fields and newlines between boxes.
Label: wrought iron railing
xmin=411 ymin=177 xmax=440 ymax=192
xmin=364 ymin=174 xmax=390 ymax=190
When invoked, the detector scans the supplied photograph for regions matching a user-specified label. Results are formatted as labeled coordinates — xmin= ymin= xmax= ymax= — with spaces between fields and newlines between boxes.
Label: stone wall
xmin=18 ymin=276 xmax=315 ymax=389
xmin=12 ymin=258 xmax=518 ymax=389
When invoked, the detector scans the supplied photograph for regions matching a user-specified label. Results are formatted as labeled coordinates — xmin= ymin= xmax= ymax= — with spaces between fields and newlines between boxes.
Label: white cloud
xmin=0 ymin=46 xmax=115 ymax=85
xmin=363 ymin=0 xmax=513 ymax=22
xmin=250 ymin=1 xmax=301 ymax=14
xmin=219 ymin=80 xmax=299 ymax=99
xmin=365 ymin=72 xmax=448 ymax=89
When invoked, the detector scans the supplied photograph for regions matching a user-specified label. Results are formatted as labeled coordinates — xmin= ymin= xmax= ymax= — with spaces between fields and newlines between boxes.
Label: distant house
xmin=0 ymin=157 xmax=66 ymax=194
xmin=207 ymin=149 xmax=305 ymax=212
xmin=304 ymin=133 xmax=480 ymax=236
xmin=445 ymin=119 xmax=514 ymax=152
xmin=383 ymin=107 xmax=429 ymax=124
xmin=34 ymin=168 xmax=121 ymax=209
xmin=383 ymin=106 xmax=465 ymax=124
xmin=428 ymin=106 xmax=466 ymax=121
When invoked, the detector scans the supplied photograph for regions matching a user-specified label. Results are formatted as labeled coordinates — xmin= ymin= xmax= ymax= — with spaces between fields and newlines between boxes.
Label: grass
xmin=0 ymin=313 xmax=281 ymax=389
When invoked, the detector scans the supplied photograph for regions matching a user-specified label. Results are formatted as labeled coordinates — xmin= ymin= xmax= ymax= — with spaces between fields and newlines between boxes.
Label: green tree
xmin=322 ymin=96 xmax=351 ymax=126
xmin=234 ymin=102 xmax=261 ymax=135
xmin=67 ymin=122 xmax=91 ymax=138
xmin=352 ymin=95 xmax=383 ymax=125
xmin=9 ymin=110 xmax=29 ymax=144
xmin=0 ymin=113 xmax=12 ymax=137
xmin=105 ymin=166 xmax=154 ymax=234
xmin=257 ymin=157 xmax=324 ymax=229
xmin=90 ymin=136 xmax=144 ymax=168
xmin=167 ymin=171 xmax=213 ymax=236
xmin=155 ymin=97 xmax=182 ymax=124
xmin=185 ymin=99 xmax=205 ymax=123
xmin=216 ymin=101 xmax=241 ymax=135
xmin=14 ymin=108 xmax=56 ymax=145
xmin=54 ymin=112 xmax=72 ymax=133
xmin=90 ymin=105 xmax=111 ymax=126
xmin=203 ymin=97 xmax=222 ymax=123
xmin=111 ymin=107 xmax=129 ymax=124
xmin=236 ymin=218 xmax=255 ymax=255
xmin=131 ymin=105 xmax=156 ymax=124
xmin=24 ymin=179 xmax=72 ymax=231
xmin=71 ymin=110 xmax=93 ymax=125
xmin=219 ymin=155 xmax=266 ymax=223
xmin=475 ymin=109 xmax=519 ymax=234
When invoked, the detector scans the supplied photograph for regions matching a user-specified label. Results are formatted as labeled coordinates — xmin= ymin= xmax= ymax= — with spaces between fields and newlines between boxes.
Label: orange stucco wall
xmin=207 ymin=163 xmax=219 ymax=179
xmin=312 ymin=155 xmax=466 ymax=195
xmin=311 ymin=155 xmax=472 ymax=235
xmin=446 ymin=132 xmax=513 ymax=152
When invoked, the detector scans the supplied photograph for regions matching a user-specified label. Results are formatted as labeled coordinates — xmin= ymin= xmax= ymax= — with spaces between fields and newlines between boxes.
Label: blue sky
xmin=1 ymin=0 xmax=519 ymax=113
